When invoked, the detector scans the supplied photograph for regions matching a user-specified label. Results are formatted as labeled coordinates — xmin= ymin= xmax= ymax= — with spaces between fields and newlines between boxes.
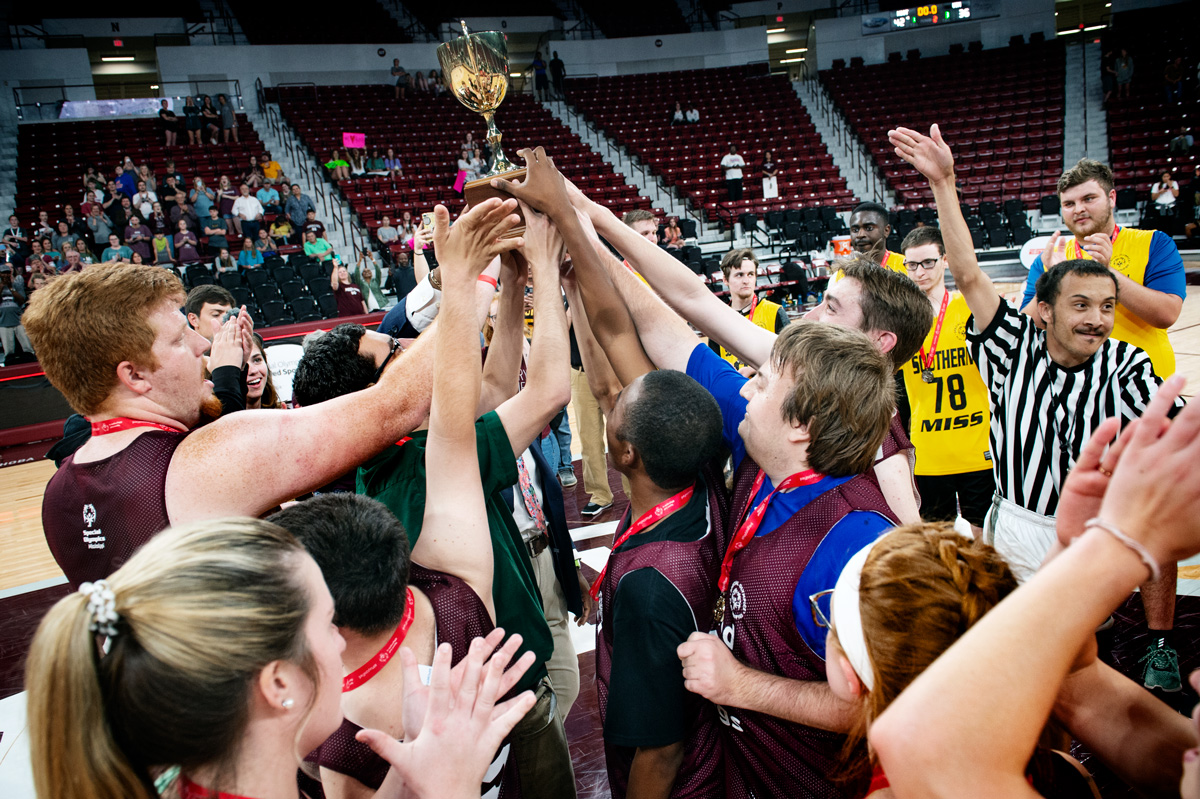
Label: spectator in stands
xmin=58 ymin=247 xmax=84 ymax=274
xmin=158 ymin=99 xmax=179 ymax=147
xmin=431 ymin=69 xmax=446 ymax=96
xmin=285 ymin=183 xmax=317 ymax=229
xmin=399 ymin=210 xmax=415 ymax=238
xmin=203 ymin=206 xmax=230 ymax=255
xmin=305 ymin=230 xmax=335 ymax=263
xmin=1102 ymin=49 xmax=1116 ymax=104
xmin=86 ymin=204 xmax=111 ymax=248
xmin=350 ymin=149 xmax=368 ymax=177
xmin=354 ymin=251 xmax=387 ymax=311
xmin=239 ymin=156 xmax=265 ymax=190
xmin=213 ymin=247 xmax=237 ymax=273
xmin=188 ymin=176 xmax=214 ymax=218
xmin=132 ymin=181 xmax=157 ymax=219
xmin=3 ymin=215 xmax=28 ymax=265
xmin=414 ymin=69 xmax=429 ymax=92
xmin=138 ymin=164 xmax=156 ymax=193
xmin=0 ymin=266 xmax=33 ymax=365
xmin=1150 ymin=169 xmax=1180 ymax=226
xmin=302 ymin=210 xmax=326 ymax=241
xmin=550 ymin=51 xmax=566 ymax=99
xmin=245 ymin=333 xmax=282 ymax=409
xmin=1164 ymin=56 xmax=1184 ymax=102
xmin=671 ymin=101 xmax=684 ymax=124
xmin=762 ymin=150 xmax=779 ymax=200
xmin=377 ymin=215 xmax=399 ymax=248
xmin=200 ymin=96 xmax=221 ymax=144
xmin=111 ymin=196 xmax=137 ymax=238
xmin=147 ymin=201 xmax=172 ymax=241
xmin=456 ymin=150 xmax=473 ymax=192
xmin=152 ymin=229 xmax=173 ymax=265
xmin=81 ymin=190 xmax=100 ymax=218
xmin=331 ymin=256 xmax=367 ymax=316
xmin=61 ymin=205 xmax=87 ymax=241
xmin=82 ymin=164 xmax=105 ymax=194
xmin=849 ymin=201 xmax=905 ymax=272
xmin=114 ymin=164 xmax=137 ymax=198
xmin=217 ymin=94 xmax=238 ymax=144
xmin=260 ymin=152 xmax=284 ymax=184
xmin=254 ymin=228 xmax=278 ymax=259
xmin=74 ymin=239 xmax=96 ymax=265
xmin=238 ymin=237 xmax=263 ymax=269
xmin=182 ymin=95 xmax=202 ymax=145
xmin=124 ymin=214 xmax=152 ymax=262
xmin=158 ymin=174 xmax=183 ymax=206
xmin=51 ymin=221 xmax=79 ymax=252
xmin=170 ymin=193 xmax=199 ymax=234
xmin=102 ymin=233 xmax=132 ymax=263
xmin=175 ymin=220 xmax=201 ymax=265
xmin=384 ymin=147 xmax=403 ymax=177
xmin=532 ymin=51 xmax=549 ymax=102
xmin=162 ymin=159 xmax=184 ymax=185
xmin=31 ymin=210 xmax=54 ymax=241
xmin=662 ymin=216 xmax=684 ymax=248
xmin=216 ymin=175 xmax=238 ymax=220
xmin=232 ymin=184 xmax=264 ymax=242
xmin=1115 ymin=48 xmax=1134 ymax=99
xmin=391 ymin=59 xmax=409 ymax=101
xmin=256 ymin=182 xmax=281 ymax=215
xmin=1169 ymin=126 xmax=1193 ymax=155
xmin=326 ymin=149 xmax=351 ymax=182
xmin=27 ymin=272 xmax=47 ymax=294
xmin=720 ymin=143 xmax=746 ymax=202
xmin=270 ymin=214 xmax=295 ymax=245
xmin=366 ymin=149 xmax=388 ymax=175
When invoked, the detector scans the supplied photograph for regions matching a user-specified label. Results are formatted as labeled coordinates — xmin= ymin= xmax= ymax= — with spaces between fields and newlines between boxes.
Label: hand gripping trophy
xmin=438 ymin=21 xmax=528 ymax=234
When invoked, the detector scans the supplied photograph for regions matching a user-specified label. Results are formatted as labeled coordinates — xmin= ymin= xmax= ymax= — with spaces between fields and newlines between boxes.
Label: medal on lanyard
xmin=920 ymin=290 xmax=951 ymax=384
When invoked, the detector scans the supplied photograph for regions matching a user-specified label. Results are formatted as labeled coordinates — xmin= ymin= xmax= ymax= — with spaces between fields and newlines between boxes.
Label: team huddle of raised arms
xmin=17 ymin=124 xmax=1200 ymax=799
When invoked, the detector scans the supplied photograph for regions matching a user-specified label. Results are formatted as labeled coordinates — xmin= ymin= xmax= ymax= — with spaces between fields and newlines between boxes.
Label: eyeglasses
xmin=371 ymin=336 xmax=403 ymax=384
xmin=809 ymin=589 xmax=834 ymax=629
xmin=904 ymin=258 xmax=941 ymax=273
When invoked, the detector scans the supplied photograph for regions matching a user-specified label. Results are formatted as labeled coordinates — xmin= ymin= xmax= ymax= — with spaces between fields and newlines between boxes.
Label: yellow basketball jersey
xmin=1064 ymin=227 xmax=1175 ymax=377
xmin=719 ymin=297 xmax=783 ymax=369
xmin=833 ymin=249 xmax=908 ymax=282
xmin=901 ymin=293 xmax=992 ymax=476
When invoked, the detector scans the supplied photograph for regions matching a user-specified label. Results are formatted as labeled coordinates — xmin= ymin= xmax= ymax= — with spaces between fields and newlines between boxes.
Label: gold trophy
xmin=438 ymin=21 xmax=527 ymax=234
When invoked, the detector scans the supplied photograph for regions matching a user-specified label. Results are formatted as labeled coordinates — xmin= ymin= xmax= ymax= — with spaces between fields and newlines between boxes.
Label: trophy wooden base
xmin=464 ymin=167 xmax=527 ymax=238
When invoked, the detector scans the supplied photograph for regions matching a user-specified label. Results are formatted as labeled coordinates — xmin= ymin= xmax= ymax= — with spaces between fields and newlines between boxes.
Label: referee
xmin=891 ymin=123 xmax=1186 ymax=693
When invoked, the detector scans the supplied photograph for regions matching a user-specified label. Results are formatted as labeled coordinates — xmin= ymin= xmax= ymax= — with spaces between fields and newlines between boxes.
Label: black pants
xmin=915 ymin=469 xmax=995 ymax=528
xmin=726 ymin=178 xmax=743 ymax=201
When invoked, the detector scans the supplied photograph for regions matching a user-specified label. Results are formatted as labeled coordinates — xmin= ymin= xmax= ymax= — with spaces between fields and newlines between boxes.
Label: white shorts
xmin=983 ymin=494 xmax=1057 ymax=583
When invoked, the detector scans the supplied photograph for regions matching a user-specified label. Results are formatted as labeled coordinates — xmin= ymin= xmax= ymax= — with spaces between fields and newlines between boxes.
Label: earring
xmin=281 ymin=698 xmax=295 ymax=710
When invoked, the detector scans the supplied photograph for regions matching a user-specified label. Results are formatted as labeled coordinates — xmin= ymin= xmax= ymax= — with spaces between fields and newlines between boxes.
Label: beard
xmin=199 ymin=392 xmax=224 ymax=423
xmin=1067 ymin=201 xmax=1114 ymax=239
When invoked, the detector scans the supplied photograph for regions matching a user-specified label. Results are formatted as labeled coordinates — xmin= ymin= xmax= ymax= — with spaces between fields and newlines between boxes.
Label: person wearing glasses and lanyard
xmin=897 ymin=226 xmax=993 ymax=540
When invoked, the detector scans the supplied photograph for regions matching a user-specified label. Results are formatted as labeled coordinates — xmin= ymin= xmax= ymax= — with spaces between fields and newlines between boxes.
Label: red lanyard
xmin=343 ymin=587 xmax=415 ymax=692
xmin=918 ymin=290 xmax=951 ymax=374
xmin=741 ymin=294 xmax=759 ymax=319
xmin=1068 ymin=225 xmax=1120 ymax=259
xmin=589 ymin=485 xmax=695 ymax=601
xmin=394 ymin=436 xmax=411 ymax=447
xmin=717 ymin=469 xmax=823 ymax=592
xmin=179 ymin=776 xmax=256 ymax=799
xmin=89 ymin=417 xmax=183 ymax=436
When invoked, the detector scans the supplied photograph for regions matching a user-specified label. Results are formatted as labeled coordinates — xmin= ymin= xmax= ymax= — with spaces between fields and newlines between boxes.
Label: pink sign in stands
xmin=343 ymin=132 xmax=366 ymax=149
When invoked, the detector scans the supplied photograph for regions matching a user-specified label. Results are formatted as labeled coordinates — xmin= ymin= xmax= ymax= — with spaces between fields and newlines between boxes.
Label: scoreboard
xmin=861 ymin=1 xmax=1000 ymax=36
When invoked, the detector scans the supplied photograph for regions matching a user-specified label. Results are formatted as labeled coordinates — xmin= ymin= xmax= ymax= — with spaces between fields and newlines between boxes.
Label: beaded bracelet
xmin=1082 ymin=518 xmax=1162 ymax=581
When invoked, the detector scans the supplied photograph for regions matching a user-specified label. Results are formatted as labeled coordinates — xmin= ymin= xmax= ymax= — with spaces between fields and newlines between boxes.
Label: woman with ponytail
xmin=816 ymin=523 xmax=1098 ymax=798
xmin=26 ymin=516 xmax=533 ymax=799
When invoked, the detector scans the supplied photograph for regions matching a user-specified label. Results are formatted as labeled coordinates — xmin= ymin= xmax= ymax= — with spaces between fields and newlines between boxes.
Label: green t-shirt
xmin=357 ymin=411 xmax=551 ymax=692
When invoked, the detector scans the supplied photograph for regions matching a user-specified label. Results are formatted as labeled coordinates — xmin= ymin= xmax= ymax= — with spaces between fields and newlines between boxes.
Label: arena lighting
xmin=779 ymin=57 xmax=805 ymax=63
xmin=1083 ymin=24 xmax=1105 ymax=31
xmin=509 ymin=72 xmax=521 ymax=77
xmin=1056 ymin=29 xmax=1080 ymax=35
xmin=766 ymin=27 xmax=786 ymax=33
xmin=786 ymin=47 xmax=808 ymax=53
xmin=150 ymin=85 xmax=159 ymax=89
xmin=101 ymin=56 xmax=135 ymax=62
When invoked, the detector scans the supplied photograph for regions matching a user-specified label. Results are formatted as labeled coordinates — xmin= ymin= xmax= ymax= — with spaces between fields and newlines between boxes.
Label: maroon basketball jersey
xmin=309 ymin=564 xmax=520 ymax=798
xmin=876 ymin=413 xmax=912 ymax=464
xmin=718 ymin=457 xmax=897 ymax=799
xmin=41 ymin=430 xmax=187 ymax=588
xmin=596 ymin=471 xmax=726 ymax=799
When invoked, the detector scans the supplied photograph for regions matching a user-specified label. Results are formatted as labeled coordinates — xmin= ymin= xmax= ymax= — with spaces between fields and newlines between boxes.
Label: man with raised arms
xmin=24 ymin=198 xmax=522 ymax=589
xmin=890 ymin=123 xmax=1184 ymax=692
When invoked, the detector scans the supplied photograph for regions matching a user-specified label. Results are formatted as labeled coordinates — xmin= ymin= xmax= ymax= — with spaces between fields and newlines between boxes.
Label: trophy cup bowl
xmin=438 ymin=24 xmax=527 ymax=235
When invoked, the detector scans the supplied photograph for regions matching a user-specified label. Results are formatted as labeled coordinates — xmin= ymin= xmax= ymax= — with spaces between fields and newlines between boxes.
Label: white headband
xmin=829 ymin=538 xmax=883 ymax=692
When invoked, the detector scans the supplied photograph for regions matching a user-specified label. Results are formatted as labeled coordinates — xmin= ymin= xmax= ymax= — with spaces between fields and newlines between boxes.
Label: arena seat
xmin=820 ymin=40 xmax=1066 ymax=210
xmin=272 ymin=88 xmax=654 ymax=239
xmin=565 ymin=64 xmax=857 ymax=227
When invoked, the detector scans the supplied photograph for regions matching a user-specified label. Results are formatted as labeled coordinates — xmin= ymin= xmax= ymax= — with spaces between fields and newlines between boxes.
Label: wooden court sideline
xmin=4 ymin=282 xmax=1200 ymax=593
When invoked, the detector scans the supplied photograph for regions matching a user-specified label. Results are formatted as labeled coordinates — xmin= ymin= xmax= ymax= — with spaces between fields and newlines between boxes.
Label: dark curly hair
xmin=292 ymin=323 xmax=376 ymax=406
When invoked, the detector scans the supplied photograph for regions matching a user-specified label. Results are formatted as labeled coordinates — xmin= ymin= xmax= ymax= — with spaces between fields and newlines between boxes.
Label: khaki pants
xmin=530 ymin=541 xmax=580 ymax=721
xmin=571 ymin=367 xmax=612 ymax=506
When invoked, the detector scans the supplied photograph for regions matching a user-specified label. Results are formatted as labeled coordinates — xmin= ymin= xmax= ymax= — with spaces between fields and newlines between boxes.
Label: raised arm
xmin=562 ymin=269 xmax=624 ymax=416
xmin=872 ymin=377 xmax=1200 ymax=798
xmin=165 ymin=198 xmax=524 ymax=524
xmin=492 ymin=202 xmax=573 ymax=458
xmin=890 ymin=124 xmax=1001 ymax=330
xmin=477 ymin=252 xmax=526 ymax=416
xmin=494 ymin=149 xmax=699 ymax=373
xmin=413 ymin=201 xmax=504 ymax=612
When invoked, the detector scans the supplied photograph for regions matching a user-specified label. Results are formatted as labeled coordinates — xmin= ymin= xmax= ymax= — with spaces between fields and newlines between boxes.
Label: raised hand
xmin=431 ymin=199 xmax=523 ymax=281
xmin=1042 ymin=230 xmax=1068 ymax=268
xmin=518 ymin=200 xmax=565 ymax=276
xmin=208 ymin=309 xmax=248 ymax=371
xmin=889 ymin=124 xmax=955 ymax=185
xmin=491 ymin=147 xmax=572 ymax=222
xmin=1055 ymin=416 xmax=1136 ymax=546
xmin=1079 ymin=232 xmax=1113 ymax=269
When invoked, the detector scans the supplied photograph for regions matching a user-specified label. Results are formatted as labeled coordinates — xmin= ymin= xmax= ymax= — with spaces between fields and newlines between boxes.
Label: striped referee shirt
xmin=966 ymin=300 xmax=1177 ymax=517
